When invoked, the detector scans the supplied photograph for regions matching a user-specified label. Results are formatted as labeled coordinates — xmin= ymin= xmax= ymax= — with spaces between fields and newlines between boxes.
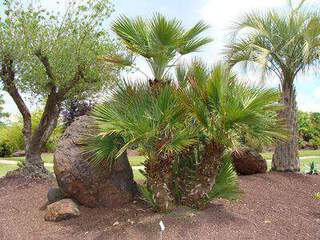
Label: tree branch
xmin=57 ymin=64 xmax=85 ymax=100
xmin=34 ymin=49 xmax=57 ymax=88
xmin=1 ymin=55 xmax=32 ymax=142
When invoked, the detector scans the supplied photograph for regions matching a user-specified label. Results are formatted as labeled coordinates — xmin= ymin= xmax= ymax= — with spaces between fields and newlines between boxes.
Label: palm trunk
xmin=272 ymin=81 xmax=299 ymax=172
xmin=182 ymin=142 xmax=224 ymax=209
xmin=145 ymin=158 xmax=176 ymax=212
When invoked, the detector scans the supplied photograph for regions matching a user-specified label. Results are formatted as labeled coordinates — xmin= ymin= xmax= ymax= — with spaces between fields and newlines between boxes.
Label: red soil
xmin=0 ymin=173 xmax=319 ymax=240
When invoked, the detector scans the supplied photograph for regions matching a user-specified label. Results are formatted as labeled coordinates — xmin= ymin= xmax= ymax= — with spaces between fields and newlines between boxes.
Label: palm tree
xmin=88 ymin=14 xmax=285 ymax=211
xmin=225 ymin=2 xmax=320 ymax=171
xmin=89 ymin=13 xmax=211 ymax=212
xmin=85 ymin=62 xmax=285 ymax=211
xmin=104 ymin=13 xmax=212 ymax=87
xmin=88 ymin=83 xmax=196 ymax=212
xmin=176 ymin=62 xmax=286 ymax=209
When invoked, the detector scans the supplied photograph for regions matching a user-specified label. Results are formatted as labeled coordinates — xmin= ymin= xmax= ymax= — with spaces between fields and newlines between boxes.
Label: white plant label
xmin=159 ymin=220 xmax=165 ymax=231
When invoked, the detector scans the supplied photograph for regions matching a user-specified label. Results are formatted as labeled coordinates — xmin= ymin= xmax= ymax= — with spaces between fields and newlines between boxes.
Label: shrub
xmin=308 ymin=162 xmax=318 ymax=175
xmin=310 ymin=137 xmax=320 ymax=150
xmin=0 ymin=140 xmax=13 ymax=157
xmin=0 ymin=110 xmax=63 ymax=156
xmin=0 ymin=124 xmax=23 ymax=156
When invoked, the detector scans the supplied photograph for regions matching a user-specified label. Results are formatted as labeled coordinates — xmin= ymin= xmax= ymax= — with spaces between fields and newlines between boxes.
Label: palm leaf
xmin=207 ymin=154 xmax=242 ymax=201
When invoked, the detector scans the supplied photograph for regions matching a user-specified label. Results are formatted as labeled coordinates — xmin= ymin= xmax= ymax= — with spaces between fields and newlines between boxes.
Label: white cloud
xmin=200 ymin=0 xmax=285 ymax=31
xmin=297 ymin=92 xmax=320 ymax=112
xmin=200 ymin=0 xmax=320 ymax=30
xmin=314 ymin=87 xmax=320 ymax=97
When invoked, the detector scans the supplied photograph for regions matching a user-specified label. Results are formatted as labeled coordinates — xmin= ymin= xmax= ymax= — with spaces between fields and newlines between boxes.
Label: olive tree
xmin=0 ymin=0 xmax=119 ymax=177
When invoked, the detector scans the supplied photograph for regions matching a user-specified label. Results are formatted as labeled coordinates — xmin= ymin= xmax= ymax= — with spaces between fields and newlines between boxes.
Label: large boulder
xmin=44 ymin=199 xmax=80 ymax=222
xmin=232 ymin=149 xmax=267 ymax=175
xmin=54 ymin=115 xmax=137 ymax=208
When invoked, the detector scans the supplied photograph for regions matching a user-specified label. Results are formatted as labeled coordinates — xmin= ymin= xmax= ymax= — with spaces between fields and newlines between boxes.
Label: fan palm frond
xmin=225 ymin=5 xmax=320 ymax=83
xmin=87 ymin=81 xmax=196 ymax=166
xmin=207 ymin=154 xmax=242 ymax=201
xmin=180 ymin=61 xmax=286 ymax=148
xmin=109 ymin=13 xmax=212 ymax=82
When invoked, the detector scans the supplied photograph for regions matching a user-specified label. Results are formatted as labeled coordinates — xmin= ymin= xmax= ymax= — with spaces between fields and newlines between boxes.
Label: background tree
xmin=298 ymin=111 xmax=320 ymax=149
xmin=0 ymin=0 xmax=119 ymax=177
xmin=61 ymin=99 xmax=95 ymax=128
xmin=0 ymin=93 xmax=9 ymax=124
xmin=225 ymin=2 xmax=320 ymax=171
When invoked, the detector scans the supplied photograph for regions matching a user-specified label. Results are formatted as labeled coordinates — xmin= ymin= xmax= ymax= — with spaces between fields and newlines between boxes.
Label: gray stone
xmin=47 ymin=187 xmax=64 ymax=204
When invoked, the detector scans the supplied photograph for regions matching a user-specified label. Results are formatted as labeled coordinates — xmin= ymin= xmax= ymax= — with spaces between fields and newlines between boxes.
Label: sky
xmin=1 ymin=0 xmax=320 ymax=117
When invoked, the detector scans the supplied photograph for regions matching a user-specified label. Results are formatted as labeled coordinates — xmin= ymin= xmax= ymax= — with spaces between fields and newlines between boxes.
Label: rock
xmin=12 ymin=150 xmax=25 ymax=157
xmin=44 ymin=199 xmax=80 ymax=222
xmin=232 ymin=149 xmax=267 ymax=175
xmin=47 ymin=187 xmax=64 ymax=204
xmin=54 ymin=115 xmax=137 ymax=208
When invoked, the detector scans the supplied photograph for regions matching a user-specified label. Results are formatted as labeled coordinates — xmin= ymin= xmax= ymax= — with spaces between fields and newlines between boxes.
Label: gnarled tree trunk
xmin=272 ymin=81 xmax=300 ymax=172
xmin=2 ymin=53 xmax=85 ymax=178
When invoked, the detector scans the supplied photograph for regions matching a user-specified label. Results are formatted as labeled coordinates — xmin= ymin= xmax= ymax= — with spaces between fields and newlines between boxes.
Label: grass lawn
xmin=1 ymin=149 xmax=319 ymax=164
xmin=261 ymin=149 xmax=320 ymax=159
xmin=0 ymin=164 xmax=17 ymax=177
xmin=0 ymin=162 xmax=145 ymax=180
xmin=1 ymin=158 xmax=319 ymax=180
xmin=1 ymin=150 xmax=319 ymax=179
xmin=0 ymin=153 xmax=146 ymax=166
xmin=265 ymin=157 xmax=320 ymax=172
xmin=129 ymin=156 xmax=146 ymax=166
xmin=2 ymin=153 xmax=54 ymax=163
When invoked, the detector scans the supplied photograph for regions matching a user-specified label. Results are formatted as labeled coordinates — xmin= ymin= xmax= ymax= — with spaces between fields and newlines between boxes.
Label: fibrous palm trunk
xmin=182 ymin=142 xmax=224 ymax=209
xmin=145 ymin=157 xmax=176 ymax=212
xmin=272 ymin=81 xmax=299 ymax=172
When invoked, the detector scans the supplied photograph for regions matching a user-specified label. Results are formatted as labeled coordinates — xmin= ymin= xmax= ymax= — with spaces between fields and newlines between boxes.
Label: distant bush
xmin=0 ymin=110 xmax=63 ymax=156
xmin=0 ymin=123 xmax=24 ymax=156
xmin=0 ymin=140 xmax=13 ymax=157
xmin=298 ymin=111 xmax=320 ymax=149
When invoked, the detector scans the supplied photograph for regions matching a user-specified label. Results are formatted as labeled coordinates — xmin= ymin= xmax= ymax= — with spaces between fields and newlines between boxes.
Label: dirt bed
xmin=0 ymin=173 xmax=319 ymax=240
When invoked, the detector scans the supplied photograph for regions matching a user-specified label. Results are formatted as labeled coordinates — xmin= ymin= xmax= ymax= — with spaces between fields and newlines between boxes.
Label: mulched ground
xmin=0 ymin=173 xmax=319 ymax=240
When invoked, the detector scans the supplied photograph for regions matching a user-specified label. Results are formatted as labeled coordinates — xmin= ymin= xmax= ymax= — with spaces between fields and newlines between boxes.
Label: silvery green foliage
xmin=0 ymin=93 xmax=9 ymax=124
xmin=0 ymin=0 xmax=119 ymax=99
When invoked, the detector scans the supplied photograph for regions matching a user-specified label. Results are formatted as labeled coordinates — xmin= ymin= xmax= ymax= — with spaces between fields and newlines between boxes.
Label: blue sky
xmin=1 ymin=0 xmax=320 ymax=116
